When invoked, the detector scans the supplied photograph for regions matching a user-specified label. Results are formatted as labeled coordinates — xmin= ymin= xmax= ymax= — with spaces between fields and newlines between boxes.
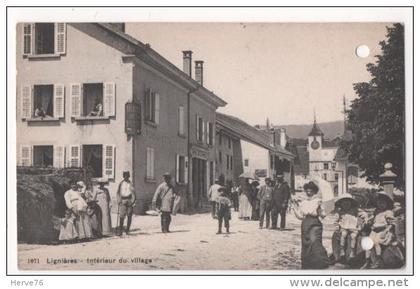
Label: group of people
xmin=60 ymin=178 xmax=112 ymax=242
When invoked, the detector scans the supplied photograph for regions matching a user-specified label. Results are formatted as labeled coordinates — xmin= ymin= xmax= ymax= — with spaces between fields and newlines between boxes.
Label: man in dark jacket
xmin=271 ymin=174 xmax=290 ymax=230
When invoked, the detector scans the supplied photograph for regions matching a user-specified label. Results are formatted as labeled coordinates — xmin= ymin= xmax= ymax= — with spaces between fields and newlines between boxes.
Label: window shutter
xmin=23 ymin=23 xmax=33 ymax=55
xmin=196 ymin=115 xmax=199 ymax=140
xmin=69 ymin=145 xmax=81 ymax=167
xmin=175 ymin=154 xmax=180 ymax=183
xmin=184 ymin=157 xmax=189 ymax=184
xmin=206 ymin=121 xmax=210 ymax=144
xmin=53 ymin=145 xmax=66 ymax=168
xmin=54 ymin=23 xmax=66 ymax=54
xmin=144 ymin=88 xmax=151 ymax=121
xmin=146 ymin=147 xmax=155 ymax=179
xmin=178 ymin=106 xmax=184 ymax=135
xmin=70 ymin=83 xmax=82 ymax=117
xmin=103 ymin=145 xmax=115 ymax=179
xmin=20 ymin=145 xmax=32 ymax=166
xmin=21 ymin=85 xmax=32 ymax=119
xmin=154 ymin=93 xmax=160 ymax=124
xmin=201 ymin=119 xmax=205 ymax=142
xmin=103 ymin=82 xmax=116 ymax=117
xmin=151 ymin=148 xmax=155 ymax=179
xmin=53 ymin=84 xmax=65 ymax=118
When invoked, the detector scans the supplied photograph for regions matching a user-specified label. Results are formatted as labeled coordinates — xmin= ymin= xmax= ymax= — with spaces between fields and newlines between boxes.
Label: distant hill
xmin=273 ymin=120 xmax=345 ymax=140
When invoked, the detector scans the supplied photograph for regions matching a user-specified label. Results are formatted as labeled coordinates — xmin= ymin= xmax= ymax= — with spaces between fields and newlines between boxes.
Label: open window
xmin=144 ymin=89 xmax=160 ymax=125
xmin=33 ymin=145 xmax=53 ymax=167
xmin=83 ymin=83 xmax=103 ymax=117
xmin=70 ymin=82 xmax=115 ymax=119
xmin=33 ymin=85 xmax=53 ymax=118
xmin=23 ymin=23 xmax=66 ymax=56
xmin=21 ymin=84 xmax=65 ymax=120
xmin=82 ymin=145 xmax=103 ymax=178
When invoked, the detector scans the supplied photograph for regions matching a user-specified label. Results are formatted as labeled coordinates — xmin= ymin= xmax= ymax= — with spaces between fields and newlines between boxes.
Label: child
xmin=216 ymin=186 xmax=232 ymax=234
xmin=59 ymin=209 xmax=78 ymax=243
xmin=334 ymin=194 xmax=359 ymax=259
xmin=361 ymin=191 xmax=394 ymax=269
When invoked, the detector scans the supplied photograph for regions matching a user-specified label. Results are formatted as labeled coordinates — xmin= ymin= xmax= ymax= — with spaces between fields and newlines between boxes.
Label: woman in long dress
xmin=238 ymin=178 xmax=253 ymax=220
xmin=94 ymin=178 xmax=112 ymax=235
xmin=64 ymin=182 xmax=93 ymax=240
xmin=290 ymin=181 xmax=329 ymax=269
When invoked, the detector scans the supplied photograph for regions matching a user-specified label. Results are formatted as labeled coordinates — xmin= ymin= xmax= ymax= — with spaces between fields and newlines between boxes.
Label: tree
xmin=342 ymin=23 xmax=405 ymax=189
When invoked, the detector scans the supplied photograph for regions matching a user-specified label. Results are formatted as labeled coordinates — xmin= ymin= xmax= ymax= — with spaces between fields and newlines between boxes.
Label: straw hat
xmin=335 ymin=193 xmax=359 ymax=209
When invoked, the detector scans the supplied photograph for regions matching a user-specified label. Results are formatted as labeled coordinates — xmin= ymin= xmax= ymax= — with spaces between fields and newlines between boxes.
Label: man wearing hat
xmin=207 ymin=178 xmax=222 ymax=219
xmin=116 ymin=171 xmax=136 ymax=236
xmin=257 ymin=177 xmax=273 ymax=229
xmin=152 ymin=172 xmax=175 ymax=233
xmin=271 ymin=173 xmax=290 ymax=230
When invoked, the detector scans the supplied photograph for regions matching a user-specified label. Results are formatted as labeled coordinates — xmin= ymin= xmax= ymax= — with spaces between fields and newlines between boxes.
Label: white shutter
xmin=20 ymin=145 xmax=32 ymax=166
xmin=54 ymin=23 xmax=66 ymax=54
xmin=21 ymin=85 xmax=32 ymax=119
xmin=206 ymin=121 xmax=210 ymax=144
xmin=103 ymin=82 xmax=116 ymax=117
xmin=146 ymin=148 xmax=151 ymax=178
xmin=70 ymin=83 xmax=82 ymax=117
xmin=184 ymin=157 xmax=189 ymax=184
xmin=147 ymin=147 xmax=155 ymax=179
xmin=69 ymin=145 xmax=81 ymax=167
xmin=53 ymin=84 xmax=65 ymax=118
xmin=175 ymin=154 xmax=180 ymax=183
xmin=201 ymin=119 xmax=205 ymax=142
xmin=23 ymin=23 xmax=33 ymax=55
xmin=151 ymin=148 xmax=155 ymax=179
xmin=53 ymin=145 xmax=66 ymax=168
xmin=178 ymin=106 xmax=184 ymax=135
xmin=103 ymin=145 xmax=115 ymax=179
xmin=154 ymin=93 xmax=160 ymax=124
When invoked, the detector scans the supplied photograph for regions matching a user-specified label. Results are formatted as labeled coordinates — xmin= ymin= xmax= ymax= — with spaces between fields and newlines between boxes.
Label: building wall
xmin=16 ymin=23 xmax=133 ymax=199
xmin=131 ymin=61 xmax=189 ymax=214
xmin=215 ymin=129 xmax=237 ymax=184
xmin=241 ymin=140 xmax=270 ymax=179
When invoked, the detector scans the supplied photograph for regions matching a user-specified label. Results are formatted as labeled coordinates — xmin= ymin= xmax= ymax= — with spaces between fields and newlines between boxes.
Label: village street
xmin=18 ymin=210 xmax=343 ymax=271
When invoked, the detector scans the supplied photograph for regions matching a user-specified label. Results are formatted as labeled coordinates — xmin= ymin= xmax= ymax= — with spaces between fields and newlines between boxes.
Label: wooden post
xmin=379 ymin=163 xmax=397 ymax=197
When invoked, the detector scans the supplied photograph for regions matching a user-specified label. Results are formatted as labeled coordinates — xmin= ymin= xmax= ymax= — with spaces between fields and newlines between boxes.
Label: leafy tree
xmin=342 ymin=23 xmax=405 ymax=189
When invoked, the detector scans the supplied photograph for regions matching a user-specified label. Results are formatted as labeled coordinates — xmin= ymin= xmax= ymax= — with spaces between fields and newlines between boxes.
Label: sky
xmin=126 ymin=22 xmax=391 ymax=126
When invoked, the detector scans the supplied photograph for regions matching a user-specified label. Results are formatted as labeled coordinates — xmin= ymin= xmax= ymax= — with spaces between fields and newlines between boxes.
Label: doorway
xmin=192 ymin=157 xmax=207 ymax=209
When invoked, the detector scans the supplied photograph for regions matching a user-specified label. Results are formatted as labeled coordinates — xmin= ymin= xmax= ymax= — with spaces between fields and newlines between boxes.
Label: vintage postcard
xmin=7 ymin=7 xmax=413 ymax=274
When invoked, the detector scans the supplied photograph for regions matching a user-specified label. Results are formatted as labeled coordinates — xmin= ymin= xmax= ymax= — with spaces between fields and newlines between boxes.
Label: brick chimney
xmin=195 ymin=60 xmax=204 ymax=85
xmin=182 ymin=50 xmax=193 ymax=77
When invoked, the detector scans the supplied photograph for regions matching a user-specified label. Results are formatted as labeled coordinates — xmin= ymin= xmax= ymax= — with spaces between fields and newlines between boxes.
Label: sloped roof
xmin=216 ymin=113 xmax=294 ymax=159
xmin=94 ymin=23 xmax=227 ymax=108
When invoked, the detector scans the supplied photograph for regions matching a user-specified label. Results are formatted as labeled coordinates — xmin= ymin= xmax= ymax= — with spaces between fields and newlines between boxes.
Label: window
xmin=21 ymin=84 xmax=65 ymax=120
xmin=145 ymin=89 xmax=160 ymax=124
xmin=226 ymin=155 xmax=229 ymax=170
xmin=23 ymin=23 xmax=66 ymax=56
xmin=244 ymin=159 xmax=249 ymax=167
xmin=228 ymin=137 xmax=232 ymax=149
xmin=33 ymin=85 xmax=53 ymax=117
xmin=323 ymin=173 xmax=327 ymax=180
xmin=331 ymin=162 xmax=336 ymax=170
xmin=178 ymin=106 xmax=185 ymax=135
xmin=82 ymin=145 xmax=103 ymax=178
xmin=33 ymin=145 xmax=53 ymax=167
xmin=196 ymin=116 xmax=204 ymax=142
xmin=219 ymin=151 xmax=222 ymax=163
xmin=83 ymin=83 xmax=103 ymax=117
xmin=323 ymin=162 xmax=329 ymax=170
xmin=146 ymin=147 xmax=155 ymax=180
xmin=35 ymin=23 xmax=55 ymax=55
xmin=207 ymin=122 xmax=214 ymax=146
xmin=70 ymin=82 xmax=115 ymax=118
xmin=176 ymin=155 xmax=187 ymax=183
xmin=335 ymin=173 xmax=339 ymax=181
xmin=19 ymin=145 xmax=66 ymax=168
xmin=230 ymin=155 xmax=233 ymax=171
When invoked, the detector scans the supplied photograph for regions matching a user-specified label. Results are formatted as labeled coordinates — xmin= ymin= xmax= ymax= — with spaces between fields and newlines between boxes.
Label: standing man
xmin=207 ymin=178 xmax=221 ymax=219
xmin=116 ymin=171 xmax=136 ymax=236
xmin=152 ymin=172 xmax=175 ymax=233
xmin=271 ymin=174 xmax=291 ymax=230
xmin=257 ymin=177 xmax=273 ymax=229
